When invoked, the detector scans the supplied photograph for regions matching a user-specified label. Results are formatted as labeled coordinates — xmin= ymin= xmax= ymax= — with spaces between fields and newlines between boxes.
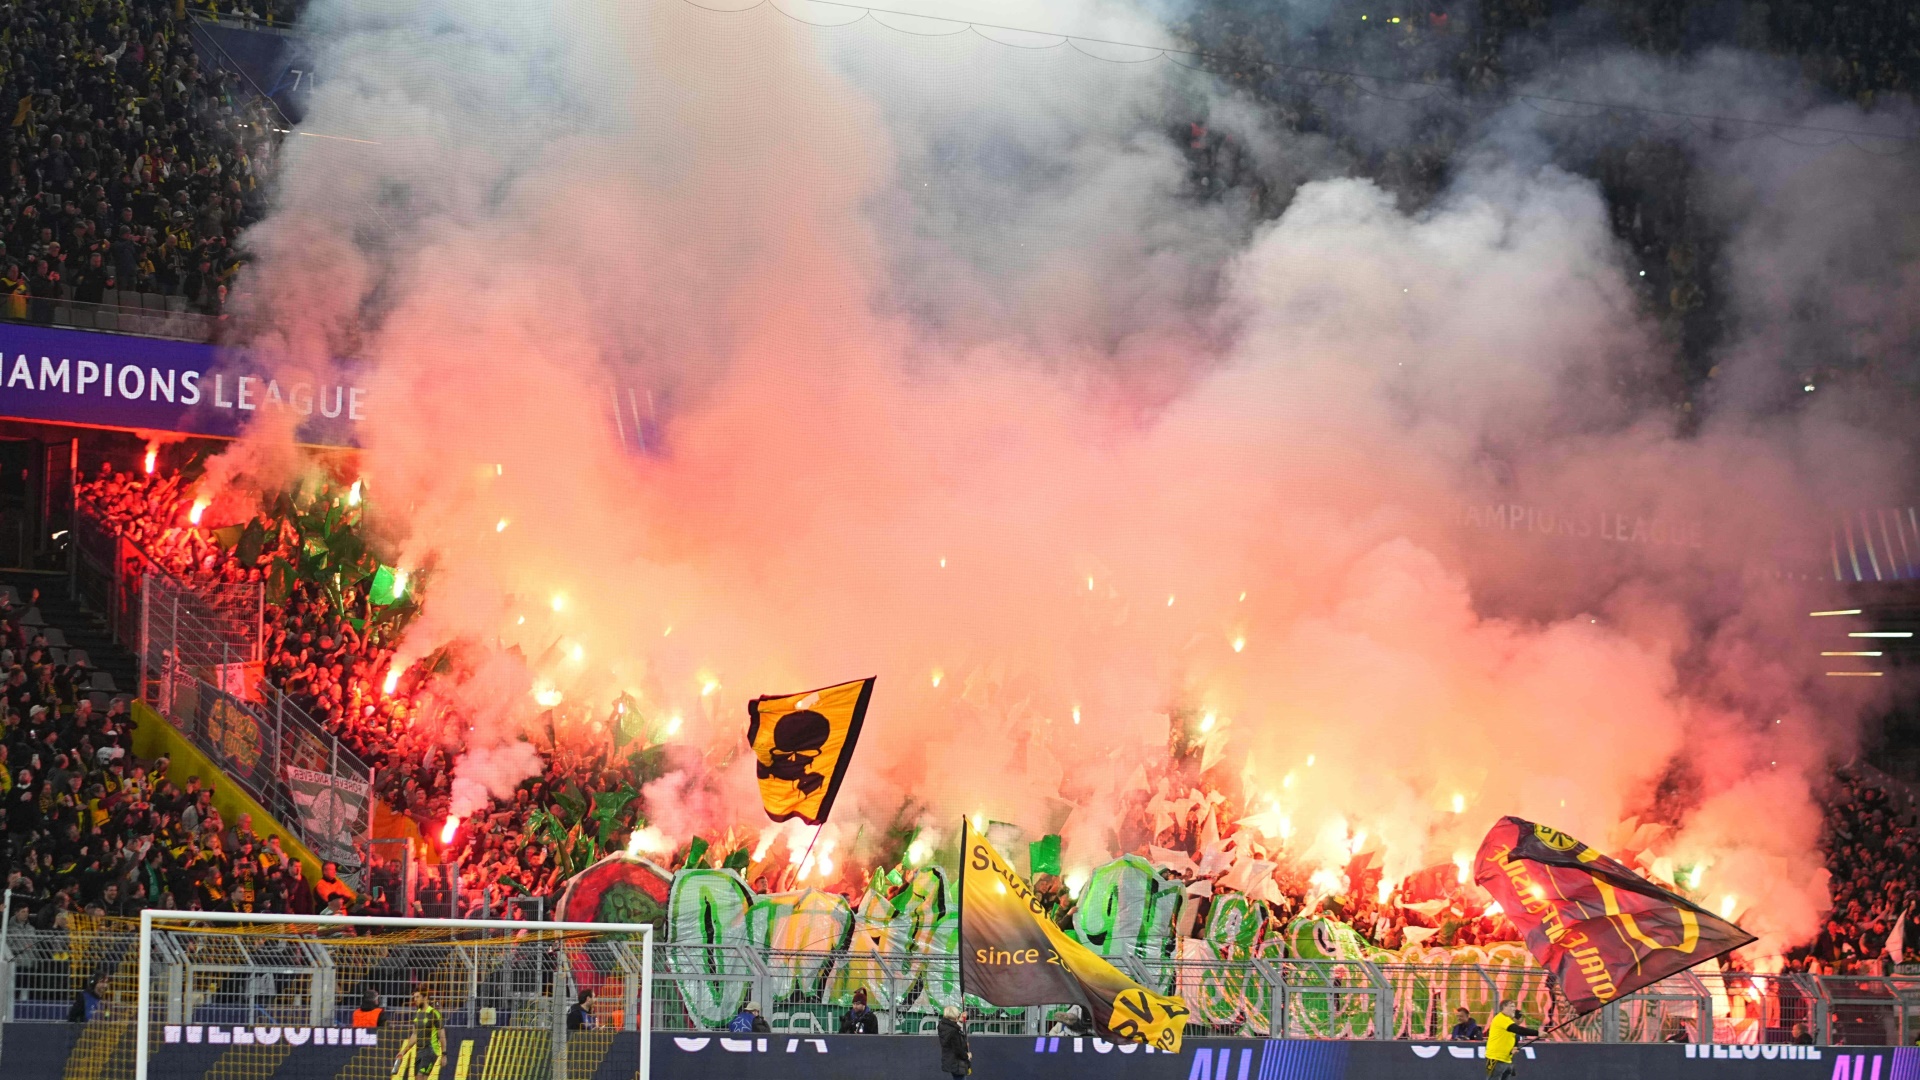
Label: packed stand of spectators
xmin=0 ymin=0 xmax=281 ymax=328
xmin=2 ymin=585 xmax=367 ymax=928
xmin=190 ymin=0 xmax=305 ymax=29
xmin=54 ymin=458 xmax=1920 ymax=986
xmin=1791 ymin=768 xmax=1920 ymax=974
xmin=74 ymin=462 xmax=586 ymax=916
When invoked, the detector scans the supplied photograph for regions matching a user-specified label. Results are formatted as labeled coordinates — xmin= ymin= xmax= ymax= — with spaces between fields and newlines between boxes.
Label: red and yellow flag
xmin=1474 ymin=816 xmax=1755 ymax=1015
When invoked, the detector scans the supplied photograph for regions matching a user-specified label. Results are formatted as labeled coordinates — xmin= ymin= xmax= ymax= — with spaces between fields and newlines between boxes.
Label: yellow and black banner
xmin=1474 ymin=816 xmax=1756 ymax=1015
xmin=960 ymin=821 xmax=1190 ymax=1051
xmin=746 ymin=677 xmax=874 ymax=826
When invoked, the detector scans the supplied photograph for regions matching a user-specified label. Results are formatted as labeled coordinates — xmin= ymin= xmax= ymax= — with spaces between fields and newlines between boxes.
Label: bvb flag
xmin=960 ymin=821 xmax=1190 ymax=1051
xmin=1474 ymin=816 xmax=1756 ymax=1015
xmin=746 ymin=677 xmax=873 ymax=826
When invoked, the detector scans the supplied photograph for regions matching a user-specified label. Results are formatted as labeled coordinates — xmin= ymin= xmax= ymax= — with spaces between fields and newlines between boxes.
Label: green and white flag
xmin=286 ymin=766 xmax=371 ymax=864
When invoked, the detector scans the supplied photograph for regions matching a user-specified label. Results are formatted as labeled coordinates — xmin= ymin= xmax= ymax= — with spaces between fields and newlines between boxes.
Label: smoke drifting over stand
xmin=224 ymin=0 xmax=1920 ymax=958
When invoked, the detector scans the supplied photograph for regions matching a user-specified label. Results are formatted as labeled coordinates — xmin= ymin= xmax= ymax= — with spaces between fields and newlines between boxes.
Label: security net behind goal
xmin=121 ymin=915 xmax=652 ymax=1080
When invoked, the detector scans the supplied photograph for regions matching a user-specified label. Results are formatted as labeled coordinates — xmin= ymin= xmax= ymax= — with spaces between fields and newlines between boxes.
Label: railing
xmin=8 ymin=928 xmax=1913 ymax=1046
xmin=140 ymin=572 xmax=264 ymax=689
xmin=70 ymin=499 xmax=373 ymax=874
xmin=4 ymin=293 xmax=226 ymax=343
xmin=153 ymin=663 xmax=373 ymax=871
xmin=1806 ymin=973 xmax=1920 ymax=1047
xmin=72 ymin=502 xmax=154 ymax=651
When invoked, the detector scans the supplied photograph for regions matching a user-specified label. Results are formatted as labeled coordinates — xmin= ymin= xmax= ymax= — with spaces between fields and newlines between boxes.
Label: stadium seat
xmin=167 ymin=295 xmax=189 ymax=313
xmin=41 ymin=626 xmax=66 ymax=646
xmin=70 ymin=309 xmax=94 ymax=329
xmin=20 ymin=606 xmax=43 ymax=625
xmin=142 ymin=291 xmax=166 ymax=311
xmin=52 ymin=306 xmax=72 ymax=326
xmin=90 ymin=670 xmax=118 ymax=692
xmin=101 ymin=288 xmax=120 ymax=308
xmin=95 ymin=312 xmax=119 ymax=331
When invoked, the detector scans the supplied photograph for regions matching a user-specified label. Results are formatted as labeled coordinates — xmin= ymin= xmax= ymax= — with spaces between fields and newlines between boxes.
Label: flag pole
xmin=957 ymin=817 xmax=967 ymax=1012
xmin=1523 ymin=1014 xmax=1582 ymax=1044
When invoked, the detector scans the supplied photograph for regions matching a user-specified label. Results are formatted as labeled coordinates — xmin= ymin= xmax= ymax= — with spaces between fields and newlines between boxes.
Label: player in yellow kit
xmin=397 ymin=988 xmax=445 ymax=1080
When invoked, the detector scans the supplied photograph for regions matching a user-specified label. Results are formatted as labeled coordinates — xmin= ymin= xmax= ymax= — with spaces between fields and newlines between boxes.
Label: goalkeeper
xmin=399 ymin=988 xmax=445 ymax=1080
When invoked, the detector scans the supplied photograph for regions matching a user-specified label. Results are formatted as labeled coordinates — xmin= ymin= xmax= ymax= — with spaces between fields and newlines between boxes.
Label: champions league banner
xmin=0 ymin=324 xmax=365 ymax=446
xmin=1 ymin=324 xmax=664 ymax=453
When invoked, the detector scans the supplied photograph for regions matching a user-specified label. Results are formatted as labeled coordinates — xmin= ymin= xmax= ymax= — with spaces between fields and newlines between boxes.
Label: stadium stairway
xmin=1 ymin=570 xmax=142 ymax=703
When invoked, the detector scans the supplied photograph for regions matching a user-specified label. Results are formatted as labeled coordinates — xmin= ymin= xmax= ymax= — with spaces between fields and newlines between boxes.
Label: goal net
xmin=127 ymin=912 xmax=653 ymax=1080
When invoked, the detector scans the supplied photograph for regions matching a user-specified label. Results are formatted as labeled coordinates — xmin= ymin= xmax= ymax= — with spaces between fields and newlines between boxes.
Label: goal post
xmin=135 ymin=910 xmax=655 ymax=1080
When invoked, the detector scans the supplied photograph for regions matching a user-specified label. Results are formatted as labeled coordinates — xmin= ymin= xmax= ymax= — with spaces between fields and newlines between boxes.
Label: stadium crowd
xmin=2 ymin=584 xmax=362 ymax=926
xmin=0 ymin=452 xmax=1908 ymax=1044
xmin=0 ymin=0 xmax=1913 ymax=992
xmin=1792 ymin=768 xmax=1920 ymax=973
xmin=46 ymin=463 xmax=642 ymax=919
xmin=0 ymin=0 xmax=275 ymax=326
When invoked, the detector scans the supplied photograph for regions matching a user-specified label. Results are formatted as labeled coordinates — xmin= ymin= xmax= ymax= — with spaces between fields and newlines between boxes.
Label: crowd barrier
xmin=2 ymin=1026 xmax=1913 ymax=1080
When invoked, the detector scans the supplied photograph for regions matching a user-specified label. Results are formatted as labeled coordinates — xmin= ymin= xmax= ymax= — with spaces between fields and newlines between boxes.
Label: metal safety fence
xmin=149 ymin=661 xmax=372 ymax=873
xmin=0 ymin=922 xmax=648 ymax=1080
xmin=69 ymin=500 xmax=373 ymax=877
xmin=5 ymin=927 xmax=1917 ymax=1046
xmin=71 ymin=499 xmax=263 ymax=670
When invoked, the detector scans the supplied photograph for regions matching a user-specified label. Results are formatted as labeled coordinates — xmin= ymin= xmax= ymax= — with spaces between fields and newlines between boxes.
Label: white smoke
xmin=220 ymin=0 xmax=1920 ymax=955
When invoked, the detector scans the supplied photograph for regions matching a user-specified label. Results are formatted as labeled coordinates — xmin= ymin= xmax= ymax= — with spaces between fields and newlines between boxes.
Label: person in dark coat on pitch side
xmin=567 ymin=989 xmax=593 ymax=1031
xmin=839 ymin=987 xmax=879 ymax=1033
xmin=938 ymin=1005 xmax=971 ymax=1078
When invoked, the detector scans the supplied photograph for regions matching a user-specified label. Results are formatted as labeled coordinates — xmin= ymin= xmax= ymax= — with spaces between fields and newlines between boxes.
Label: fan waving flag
xmin=960 ymin=821 xmax=1190 ymax=1051
xmin=1474 ymin=816 xmax=1756 ymax=1015
xmin=746 ymin=677 xmax=874 ymax=826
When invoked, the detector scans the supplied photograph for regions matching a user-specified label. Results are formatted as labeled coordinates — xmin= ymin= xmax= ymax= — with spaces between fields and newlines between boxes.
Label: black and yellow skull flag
xmin=960 ymin=821 xmax=1190 ymax=1051
xmin=1474 ymin=816 xmax=1756 ymax=1015
xmin=746 ymin=677 xmax=874 ymax=826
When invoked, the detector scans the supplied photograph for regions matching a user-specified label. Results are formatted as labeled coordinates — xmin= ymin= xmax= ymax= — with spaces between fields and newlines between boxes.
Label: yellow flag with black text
xmin=747 ymin=677 xmax=873 ymax=826
xmin=960 ymin=821 xmax=1190 ymax=1051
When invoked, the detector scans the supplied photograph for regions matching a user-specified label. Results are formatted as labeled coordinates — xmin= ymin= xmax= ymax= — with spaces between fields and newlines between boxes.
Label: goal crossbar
xmin=134 ymin=909 xmax=655 ymax=1080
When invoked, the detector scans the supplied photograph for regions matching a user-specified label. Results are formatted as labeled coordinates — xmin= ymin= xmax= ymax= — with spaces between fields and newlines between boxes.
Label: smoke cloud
xmin=223 ymin=0 xmax=1920 ymax=958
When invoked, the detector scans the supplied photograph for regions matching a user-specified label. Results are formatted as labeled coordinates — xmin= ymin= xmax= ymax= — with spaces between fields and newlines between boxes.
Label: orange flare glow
xmin=440 ymin=815 xmax=459 ymax=844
